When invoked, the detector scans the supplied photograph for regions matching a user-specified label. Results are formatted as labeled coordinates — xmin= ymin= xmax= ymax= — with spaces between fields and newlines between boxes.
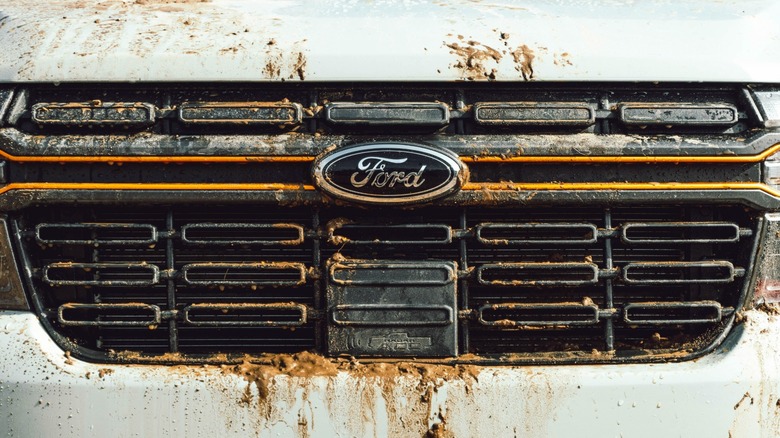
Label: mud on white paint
xmin=1 ymin=0 xmax=780 ymax=83
xmin=1 ymin=310 xmax=780 ymax=437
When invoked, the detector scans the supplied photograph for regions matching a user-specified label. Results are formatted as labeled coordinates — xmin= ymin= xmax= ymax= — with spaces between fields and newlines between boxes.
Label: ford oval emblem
xmin=312 ymin=142 xmax=468 ymax=205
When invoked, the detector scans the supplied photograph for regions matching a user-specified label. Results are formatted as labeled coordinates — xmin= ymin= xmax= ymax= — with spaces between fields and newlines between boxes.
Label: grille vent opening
xmin=8 ymin=83 xmax=753 ymax=136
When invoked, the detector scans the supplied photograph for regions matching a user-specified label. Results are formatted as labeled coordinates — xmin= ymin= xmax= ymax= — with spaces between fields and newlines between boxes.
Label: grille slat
xmin=621 ymin=261 xmax=738 ymax=284
xmin=36 ymin=222 xmax=158 ymax=246
xmin=58 ymin=303 xmax=162 ymax=327
xmin=180 ymin=223 xmax=304 ymax=246
xmin=623 ymin=301 xmax=724 ymax=325
xmin=182 ymin=303 xmax=307 ymax=327
xmin=476 ymin=303 xmax=601 ymax=327
xmin=180 ymin=262 xmax=307 ymax=287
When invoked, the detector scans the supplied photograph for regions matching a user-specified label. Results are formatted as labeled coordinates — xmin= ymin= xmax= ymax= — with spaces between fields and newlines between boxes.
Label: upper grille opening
xmin=5 ymin=83 xmax=754 ymax=136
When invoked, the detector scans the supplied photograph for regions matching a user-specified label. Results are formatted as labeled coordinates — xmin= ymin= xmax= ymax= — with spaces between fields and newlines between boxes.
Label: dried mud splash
xmin=221 ymin=352 xmax=339 ymax=404
xmin=263 ymin=39 xmax=307 ymax=81
xmin=221 ymin=352 xmax=480 ymax=435
xmin=445 ymin=38 xmax=503 ymax=81
xmin=511 ymin=44 xmax=534 ymax=81
xmin=444 ymin=31 xmax=548 ymax=81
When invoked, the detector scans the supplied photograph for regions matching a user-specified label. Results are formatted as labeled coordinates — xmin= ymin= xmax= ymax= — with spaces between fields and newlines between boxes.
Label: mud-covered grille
xmin=13 ymin=205 xmax=756 ymax=363
xmin=6 ymin=83 xmax=753 ymax=137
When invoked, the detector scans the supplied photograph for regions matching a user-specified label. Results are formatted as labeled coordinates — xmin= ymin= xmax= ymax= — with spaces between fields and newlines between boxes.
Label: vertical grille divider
xmin=604 ymin=208 xmax=615 ymax=351
xmin=89 ymin=225 xmax=104 ymax=345
xmin=599 ymin=92 xmax=611 ymax=134
xmin=162 ymin=92 xmax=171 ymax=135
xmin=458 ymin=208 xmax=469 ymax=353
xmin=91 ymin=226 xmax=101 ymax=304
xmin=312 ymin=209 xmax=323 ymax=351
xmin=166 ymin=209 xmax=178 ymax=353
xmin=455 ymin=88 xmax=466 ymax=134
xmin=309 ymin=90 xmax=318 ymax=134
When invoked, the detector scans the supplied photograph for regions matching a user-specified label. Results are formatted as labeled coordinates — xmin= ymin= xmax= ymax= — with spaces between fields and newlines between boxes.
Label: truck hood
xmin=1 ymin=0 xmax=779 ymax=83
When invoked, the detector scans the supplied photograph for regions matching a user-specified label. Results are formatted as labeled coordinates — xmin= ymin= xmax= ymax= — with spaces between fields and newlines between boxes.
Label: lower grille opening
xmin=14 ymin=204 xmax=757 ymax=364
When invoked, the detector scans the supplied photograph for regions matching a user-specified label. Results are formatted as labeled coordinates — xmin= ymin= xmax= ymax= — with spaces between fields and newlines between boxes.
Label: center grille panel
xmin=14 ymin=205 xmax=756 ymax=363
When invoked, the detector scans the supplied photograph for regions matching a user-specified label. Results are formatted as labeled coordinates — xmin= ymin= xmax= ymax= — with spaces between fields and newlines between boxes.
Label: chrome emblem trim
xmin=312 ymin=142 xmax=468 ymax=205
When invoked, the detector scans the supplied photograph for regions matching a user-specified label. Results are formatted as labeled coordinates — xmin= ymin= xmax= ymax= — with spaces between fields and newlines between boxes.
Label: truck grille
xmin=13 ymin=204 xmax=756 ymax=363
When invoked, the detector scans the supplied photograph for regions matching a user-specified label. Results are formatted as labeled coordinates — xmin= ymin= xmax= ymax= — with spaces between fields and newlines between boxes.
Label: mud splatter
xmin=263 ymin=39 xmax=306 ymax=81
xmin=734 ymin=392 xmax=754 ymax=410
xmin=221 ymin=352 xmax=339 ymax=406
xmin=292 ymin=52 xmax=306 ymax=81
xmin=445 ymin=40 xmax=502 ymax=81
xmin=426 ymin=421 xmax=455 ymax=438
xmin=511 ymin=44 xmax=535 ymax=80
xmin=446 ymin=32 xmax=543 ymax=81
xmin=554 ymin=51 xmax=573 ymax=67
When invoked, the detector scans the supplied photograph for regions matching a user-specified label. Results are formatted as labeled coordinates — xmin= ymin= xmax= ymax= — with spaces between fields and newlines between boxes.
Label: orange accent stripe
xmin=2 ymin=143 xmax=779 ymax=164
xmin=0 ymin=183 xmax=315 ymax=195
xmin=0 ymin=182 xmax=777 ymax=197
xmin=459 ymin=143 xmax=780 ymax=163
xmin=462 ymin=182 xmax=778 ymax=193
xmin=0 ymin=152 xmax=315 ymax=163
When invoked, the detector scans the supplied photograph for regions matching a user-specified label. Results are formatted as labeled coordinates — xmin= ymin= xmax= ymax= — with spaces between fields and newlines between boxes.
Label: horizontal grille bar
xmin=58 ymin=303 xmax=162 ymax=327
xmin=473 ymin=102 xmax=596 ymax=126
xmin=32 ymin=102 xmax=156 ymax=126
xmin=181 ymin=262 xmax=307 ymax=287
xmin=43 ymin=262 xmax=161 ymax=287
xmin=621 ymin=261 xmax=737 ymax=284
xmin=475 ymin=222 xmax=598 ymax=245
xmin=178 ymin=102 xmax=303 ymax=125
xmin=476 ymin=262 xmax=600 ymax=286
xmin=182 ymin=303 xmax=307 ymax=327
xmin=330 ymin=304 xmax=454 ymax=327
xmin=329 ymin=261 xmax=456 ymax=286
xmin=328 ymin=223 xmax=453 ymax=245
xmin=324 ymin=102 xmax=450 ymax=126
xmin=621 ymin=222 xmax=744 ymax=244
xmin=36 ymin=222 xmax=158 ymax=245
xmin=477 ymin=302 xmax=601 ymax=327
xmin=623 ymin=301 xmax=723 ymax=325
xmin=618 ymin=103 xmax=738 ymax=126
xmin=181 ymin=223 xmax=304 ymax=246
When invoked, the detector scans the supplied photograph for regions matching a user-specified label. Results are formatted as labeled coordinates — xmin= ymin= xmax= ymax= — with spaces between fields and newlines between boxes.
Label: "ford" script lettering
xmin=349 ymin=156 xmax=426 ymax=189
xmin=312 ymin=142 xmax=467 ymax=205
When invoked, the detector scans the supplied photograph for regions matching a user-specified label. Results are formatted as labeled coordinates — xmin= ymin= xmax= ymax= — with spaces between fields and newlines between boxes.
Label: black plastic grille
xmin=14 ymin=204 xmax=756 ymax=362
xmin=8 ymin=83 xmax=753 ymax=136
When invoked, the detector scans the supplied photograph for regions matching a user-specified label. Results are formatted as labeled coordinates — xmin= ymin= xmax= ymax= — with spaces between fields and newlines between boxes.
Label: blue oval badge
xmin=312 ymin=142 xmax=468 ymax=205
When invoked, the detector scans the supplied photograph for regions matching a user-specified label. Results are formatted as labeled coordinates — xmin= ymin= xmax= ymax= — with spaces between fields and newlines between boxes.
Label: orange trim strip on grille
xmin=459 ymin=143 xmax=780 ymax=163
xmin=0 ymin=182 xmax=778 ymax=197
xmin=2 ymin=143 xmax=779 ymax=164
xmin=0 ymin=153 xmax=316 ymax=163
xmin=461 ymin=182 xmax=780 ymax=197
xmin=0 ymin=183 xmax=315 ymax=195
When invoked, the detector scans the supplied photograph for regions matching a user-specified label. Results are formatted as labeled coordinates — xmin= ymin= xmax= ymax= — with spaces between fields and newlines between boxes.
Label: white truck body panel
xmin=0 ymin=0 xmax=779 ymax=83
xmin=2 ymin=310 xmax=779 ymax=437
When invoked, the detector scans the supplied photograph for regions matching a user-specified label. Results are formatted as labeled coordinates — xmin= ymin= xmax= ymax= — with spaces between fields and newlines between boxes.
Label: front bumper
xmin=2 ymin=309 xmax=779 ymax=438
